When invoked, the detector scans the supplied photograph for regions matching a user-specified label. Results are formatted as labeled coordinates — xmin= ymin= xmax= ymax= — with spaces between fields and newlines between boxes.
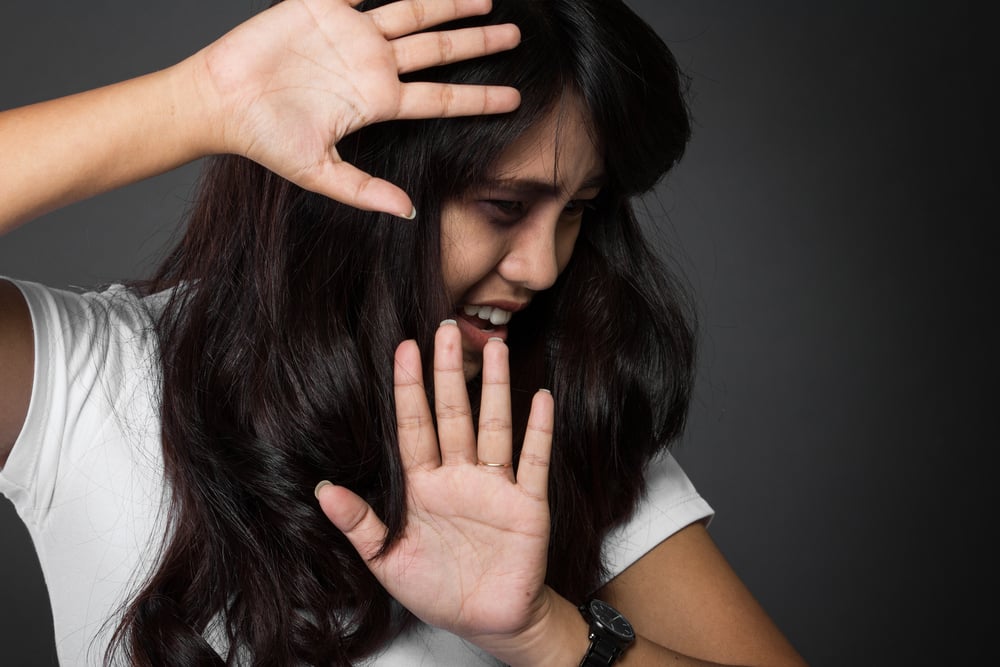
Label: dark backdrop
xmin=1 ymin=1 xmax=993 ymax=665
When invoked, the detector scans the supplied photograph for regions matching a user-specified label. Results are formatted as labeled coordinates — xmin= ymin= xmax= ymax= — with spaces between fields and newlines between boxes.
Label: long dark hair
xmin=109 ymin=0 xmax=694 ymax=664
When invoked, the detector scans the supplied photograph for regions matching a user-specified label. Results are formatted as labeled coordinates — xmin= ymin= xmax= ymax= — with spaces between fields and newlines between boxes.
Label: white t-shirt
xmin=0 ymin=279 xmax=714 ymax=666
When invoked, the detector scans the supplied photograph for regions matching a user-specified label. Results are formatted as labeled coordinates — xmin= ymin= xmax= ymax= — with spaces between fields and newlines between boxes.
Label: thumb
xmin=299 ymin=161 xmax=416 ymax=220
xmin=315 ymin=480 xmax=389 ymax=561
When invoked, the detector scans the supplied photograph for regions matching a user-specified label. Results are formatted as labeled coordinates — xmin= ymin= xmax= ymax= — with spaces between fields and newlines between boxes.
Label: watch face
xmin=589 ymin=599 xmax=636 ymax=641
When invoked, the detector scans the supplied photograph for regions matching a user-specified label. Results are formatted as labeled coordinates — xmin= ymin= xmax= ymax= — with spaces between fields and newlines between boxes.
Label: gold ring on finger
xmin=477 ymin=460 xmax=513 ymax=468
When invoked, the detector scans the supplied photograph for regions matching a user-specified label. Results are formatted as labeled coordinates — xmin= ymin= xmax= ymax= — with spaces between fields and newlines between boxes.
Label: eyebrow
xmin=482 ymin=173 xmax=606 ymax=198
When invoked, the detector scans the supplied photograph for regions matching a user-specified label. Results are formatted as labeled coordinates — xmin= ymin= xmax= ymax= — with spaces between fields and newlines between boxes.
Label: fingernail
xmin=539 ymin=388 xmax=552 ymax=394
xmin=400 ymin=206 xmax=417 ymax=220
xmin=314 ymin=480 xmax=332 ymax=498
xmin=487 ymin=336 xmax=505 ymax=344
xmin=439 ymin=319 xmax=457 ymax=328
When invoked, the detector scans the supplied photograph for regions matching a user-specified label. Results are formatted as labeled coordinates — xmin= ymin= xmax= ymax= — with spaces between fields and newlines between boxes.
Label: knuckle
xmin=437 ymin=32 xmax=455 ymax=61
xmin=478 ymin=416 xmax=511 ymax=433
xmin=396 ymin=413 xmax=429 ymax=431
xmin=347 ymin=504 xmax=372 ymax=532
xmin=437 ymin=401 xmax=472 ymax=421
xmin=353 ymin=176 xmax=374 ymax=204
xmin=519 ymin=451 xmax=551 ymax=469
xmin=409 ymin=0 xmax=427 ymax=28
xmin=527 ymin=421 xmax=554 ymax=437
xmin=439 ymin=85 xmax=457 ymax=115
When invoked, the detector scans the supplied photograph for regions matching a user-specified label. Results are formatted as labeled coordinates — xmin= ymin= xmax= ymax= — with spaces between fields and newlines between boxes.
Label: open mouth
xmin=454 ymin=303 xmax=515 ymax=351
xmin=459 ymin=304 xmax=513 ymax=331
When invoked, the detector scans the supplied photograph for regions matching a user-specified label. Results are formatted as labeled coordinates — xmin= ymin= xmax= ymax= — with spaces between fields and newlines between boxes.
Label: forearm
xmin=480 ymin=587 xmax=725 ymax=667
xmin=1 ymin=1 xmax=524 ymax=232
xmin=0 ymin=54 xmax=216 ymax=233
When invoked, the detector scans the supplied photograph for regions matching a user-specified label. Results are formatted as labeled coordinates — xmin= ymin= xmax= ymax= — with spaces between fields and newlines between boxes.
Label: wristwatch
xmin=578 ymin=599 xmax=636 ymax=666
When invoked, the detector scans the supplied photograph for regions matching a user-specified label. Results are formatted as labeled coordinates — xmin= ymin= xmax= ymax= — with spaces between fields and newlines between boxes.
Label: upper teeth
xmin=463 ymin=304 xmax=513 ymax=326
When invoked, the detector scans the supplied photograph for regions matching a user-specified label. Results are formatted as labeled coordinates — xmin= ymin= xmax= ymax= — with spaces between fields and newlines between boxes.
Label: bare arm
xmin=597 ymin=522 xmax=809 ymax=666
xmin=452 ymin=524 xmax=810 ymax=665
xmin=0 ymin=65 xmax=213 ymax=233
xmin=0 ymin=0 xmax=521 ymax=234
xmin=0 ymin=281 xmax=32 ymax=468
xmin=456 ymin=527 xmax=810 ymax=667
xmin=0 ymin=0 xmax=519 ymax=469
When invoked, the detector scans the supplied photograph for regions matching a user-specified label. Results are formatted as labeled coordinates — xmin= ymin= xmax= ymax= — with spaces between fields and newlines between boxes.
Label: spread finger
xmin=516 ymin=389 xmax=553 ymax=499
xmin=396 ymin=82 xmax=520 ymax=119
xmin=394 ymin=339 xmax=440 ymax=470
xmin=476 ymin=338 xmax=513 ymax=476
xmin=367 ymin=0 xmax=493 ymax=40
xmin=433 ymin=320 xmax=477 ymax=465
xmin=392 ymin=24 xmax=520 ymax=74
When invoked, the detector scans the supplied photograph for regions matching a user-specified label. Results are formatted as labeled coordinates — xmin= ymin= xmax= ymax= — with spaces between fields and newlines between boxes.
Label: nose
xmin=496 ymin=206 xmax=571 ymax=292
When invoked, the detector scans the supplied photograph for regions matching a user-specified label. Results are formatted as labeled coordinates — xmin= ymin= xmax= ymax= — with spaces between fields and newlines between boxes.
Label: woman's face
xmin=441 ymin=97 xmax=604 ymax=380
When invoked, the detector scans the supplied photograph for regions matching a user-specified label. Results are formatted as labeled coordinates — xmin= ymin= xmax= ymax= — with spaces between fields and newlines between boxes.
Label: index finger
xmin=394 ymin=339 xmax=441 ymax=471
xmin=367 ymin=0 xmax=494 ymax=40
xmin=515 ymin=389 xmax=554 ymax=499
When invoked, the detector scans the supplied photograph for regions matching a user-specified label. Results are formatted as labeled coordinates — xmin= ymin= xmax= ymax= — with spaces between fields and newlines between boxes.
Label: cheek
xmin=440 ymin=243 xmax=469 ymax=304
xmin=441 ymin=235 xmax=501 ymax=301
xmin=556 ymin=220 xmax=584 ymax=273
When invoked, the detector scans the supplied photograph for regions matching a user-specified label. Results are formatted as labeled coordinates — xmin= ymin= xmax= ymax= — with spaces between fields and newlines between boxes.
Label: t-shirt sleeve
xmin=0 ymin=279 xmax=158 ymax=523
xmin=600 ymin=452 xmax=715 ymax=583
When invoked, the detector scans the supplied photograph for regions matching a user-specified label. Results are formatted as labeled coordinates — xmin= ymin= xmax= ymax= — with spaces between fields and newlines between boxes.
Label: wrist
xmin=476 ymin=587 xmax=590 ymax=667
xmin=164 ymin=50 xmax=228 ymax=159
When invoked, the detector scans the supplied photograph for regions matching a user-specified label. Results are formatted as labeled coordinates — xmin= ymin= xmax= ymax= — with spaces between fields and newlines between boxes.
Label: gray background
xmin=1 ymin=1 xmax=993 ymax=665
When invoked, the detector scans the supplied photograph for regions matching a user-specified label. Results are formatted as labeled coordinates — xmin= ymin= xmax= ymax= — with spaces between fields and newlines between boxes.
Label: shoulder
xmin=12 ymin=278 xmax=167 ymax=333
xmin=601 ymin=452 xmax=715 ymax=582
xmin=0 ymin=278 xmax=167 ymax=496
xmin=10 ymin=278 xmax=173 ymax=370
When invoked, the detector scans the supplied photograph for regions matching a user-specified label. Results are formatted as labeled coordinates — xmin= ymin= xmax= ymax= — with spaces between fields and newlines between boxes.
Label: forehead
xmin=490 ymin=96 xmax=604 ymax=192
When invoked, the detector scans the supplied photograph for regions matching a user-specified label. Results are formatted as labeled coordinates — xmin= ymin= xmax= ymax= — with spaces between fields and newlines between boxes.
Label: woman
xmin=0 ymin=0 xmax=807 ymax=665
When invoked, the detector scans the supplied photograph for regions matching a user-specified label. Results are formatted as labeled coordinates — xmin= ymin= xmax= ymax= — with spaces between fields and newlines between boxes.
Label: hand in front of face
xmin=316 ymin=321 xmax=554 ymax=650
xmin=193 ymin=0 xmax=521 ymax=217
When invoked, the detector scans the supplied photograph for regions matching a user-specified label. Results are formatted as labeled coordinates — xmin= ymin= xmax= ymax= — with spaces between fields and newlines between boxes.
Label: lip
xmin=456 ymin=314 xmax=508 ymax=349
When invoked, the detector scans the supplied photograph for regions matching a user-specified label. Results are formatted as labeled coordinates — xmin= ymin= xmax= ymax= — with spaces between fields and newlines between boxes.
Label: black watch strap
xmin=580 ymin=635 xmax=624 ymax=666
xmin=579 ymin=599 xmax=635 ymax=666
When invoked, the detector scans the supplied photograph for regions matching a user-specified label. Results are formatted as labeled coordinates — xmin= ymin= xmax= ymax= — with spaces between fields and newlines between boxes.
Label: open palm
xmin=195 ymin=0 xmax=521 ymax=216
xmin=317 ymin=323 xmax=554 ymax=644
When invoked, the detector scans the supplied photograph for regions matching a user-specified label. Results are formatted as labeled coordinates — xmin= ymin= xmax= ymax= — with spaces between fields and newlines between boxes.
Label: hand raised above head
xmin=316 ymin=320 xmax=555 ymax=650
xmin=193 ymin=0 xmax=521 ymax=218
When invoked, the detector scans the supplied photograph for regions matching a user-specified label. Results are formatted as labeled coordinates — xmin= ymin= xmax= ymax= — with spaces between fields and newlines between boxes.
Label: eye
xmin=484 ymin=200 xmax=526 ymax=222
xmin=562 ymin=198 xmax=598 ymax=219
